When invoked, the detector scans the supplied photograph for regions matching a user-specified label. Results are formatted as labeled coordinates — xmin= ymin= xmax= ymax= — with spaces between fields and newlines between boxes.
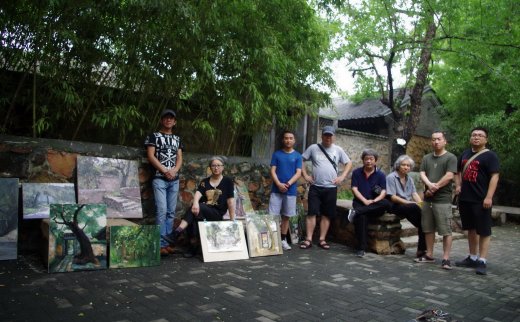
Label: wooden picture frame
xmin=198 ymin=221 xmax=249 ymax=262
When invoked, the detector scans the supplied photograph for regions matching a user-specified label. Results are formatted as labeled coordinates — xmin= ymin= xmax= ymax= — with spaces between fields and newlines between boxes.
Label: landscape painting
xmin=22 ymin=183 xmax=76 ymax=219
xmin=48 ymin=204 xmax=107 ymax=273
xmin=0 ymin=178 xmax=19 ymax=260
xmin=77 ymin=156 xmax=143 ymax=218
xmin=109 ymin=225 xmax=160 ymax=269
xmin=198 ymin=221 xmax=249 ymax=262
xmin=223 ymin=179 xmax=254 ymax=220
xmin=246 ymin=214 xmax=283 ymax=257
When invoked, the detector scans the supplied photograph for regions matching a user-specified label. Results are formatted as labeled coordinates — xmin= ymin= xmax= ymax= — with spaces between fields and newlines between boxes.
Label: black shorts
xmin=458 ymin=201 xmax=492 ymax=237
xmin=307 ymin=185 xmax=337 ymax=218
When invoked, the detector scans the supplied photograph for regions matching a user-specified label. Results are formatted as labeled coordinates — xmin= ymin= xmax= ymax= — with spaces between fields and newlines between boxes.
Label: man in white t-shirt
xmin=300 ymin=126 xmax=352 ymax=250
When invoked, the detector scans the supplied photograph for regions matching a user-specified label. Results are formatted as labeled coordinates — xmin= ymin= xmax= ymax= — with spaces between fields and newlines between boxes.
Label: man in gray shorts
xmin=268 ymin=130 xmax=303 ymax=250
xmin=300 ymin=126 xmax=352 ymax=250
xmin=417 ymin=131 xmax=457 ymax=270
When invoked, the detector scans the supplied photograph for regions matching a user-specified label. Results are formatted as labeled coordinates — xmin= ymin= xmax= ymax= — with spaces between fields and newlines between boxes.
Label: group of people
xmin=145 ymin=109 xmax=499 ymax=276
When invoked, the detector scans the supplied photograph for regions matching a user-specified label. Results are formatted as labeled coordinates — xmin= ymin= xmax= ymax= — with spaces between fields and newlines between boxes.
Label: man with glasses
xmin=455 ymin=127 xmax=499 ymax=275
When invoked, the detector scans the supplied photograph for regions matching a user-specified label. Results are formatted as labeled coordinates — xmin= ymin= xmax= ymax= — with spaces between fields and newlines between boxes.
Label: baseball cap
xmin=160 ymin=109 xmax=176 ymax=118
xmin=322 ymin=126 xmax=335 ymax=135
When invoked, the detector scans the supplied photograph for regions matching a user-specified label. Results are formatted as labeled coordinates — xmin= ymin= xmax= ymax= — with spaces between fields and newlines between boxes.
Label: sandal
xmin=318 ymin=240 xmax=330 ymax=250
xmin=414 ymin=255 xmax=435 ymax=263
xmin=299 ymin=240 xmax=312 ymax=249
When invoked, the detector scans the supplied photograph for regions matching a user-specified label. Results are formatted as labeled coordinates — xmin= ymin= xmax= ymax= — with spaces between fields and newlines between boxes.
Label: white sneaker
xmin=281 ymin=239 xmax=292 ymax=250
xmin=347 ymin=209 xmax=356 ymax=222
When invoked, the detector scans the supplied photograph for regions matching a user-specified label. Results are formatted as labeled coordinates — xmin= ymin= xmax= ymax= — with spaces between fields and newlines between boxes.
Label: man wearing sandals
xmin=417 ymin=131 xmax=457 ymax=270
xmin=349 ymin=149 xmax=392 ymax=257
xmin=454 ymin=127 xmax=499 ymax=275
xmin=300 ymin=126 xmax=352 ymax=250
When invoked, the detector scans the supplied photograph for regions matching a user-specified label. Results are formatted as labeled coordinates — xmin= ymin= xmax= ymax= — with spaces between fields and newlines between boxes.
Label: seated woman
xmin=385 ymin=154 xmax=426 ymax=258
xmin=164 ymin=156 xmax=235 ymax=257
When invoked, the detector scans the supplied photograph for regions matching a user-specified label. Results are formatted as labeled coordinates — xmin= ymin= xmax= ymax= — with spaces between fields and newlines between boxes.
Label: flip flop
xmin=299 ymin=240 xmax=312 ymax=249
xmin=318 ymin=240 xmax=330 ymax=250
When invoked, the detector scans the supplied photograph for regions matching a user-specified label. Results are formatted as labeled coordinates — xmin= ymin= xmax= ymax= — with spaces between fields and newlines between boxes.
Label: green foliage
xmin=431 ymin=0 xmax=520 ymax=181
xmin=337 ymin=188 xmax=353 ymax=200
xmin=110 ymin=225 xmax=160 ymax=268
xmin=0 ymin=1 xmax=334 ymax=148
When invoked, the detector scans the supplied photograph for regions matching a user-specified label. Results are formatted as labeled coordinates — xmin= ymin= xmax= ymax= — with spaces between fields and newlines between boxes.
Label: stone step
xmin=402 ymin=232 xmax=466 ymax=249
xmin=400 ymin=219 xmax=418 ymax=237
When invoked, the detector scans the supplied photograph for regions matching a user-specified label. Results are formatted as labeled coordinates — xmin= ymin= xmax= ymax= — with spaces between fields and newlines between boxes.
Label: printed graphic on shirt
xmin=145 ymin=132 xmax=182 ymax=177
xmin=205 ymin=188 xmax=222 ymax=206
xmin=462 ymin=159 xmax=479 ymax=183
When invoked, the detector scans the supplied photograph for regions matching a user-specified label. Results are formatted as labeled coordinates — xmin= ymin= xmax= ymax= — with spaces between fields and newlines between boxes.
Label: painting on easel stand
xmin=77 ymin=156 xmax=143 ymax=218
xmin=22 ymin=183 xmax=76 ymax=219
xmin=198 ymin=221 xmax=249 ymax=262
xmin=48 ymin=204 xmax=107 ymax=273
xmin=109 ymin=225 xmax=160 ymax=269
xmin=246 ymin=214 xmax=283 ymax=257
xmin=0 ymin=178 xmax=19 ymax=260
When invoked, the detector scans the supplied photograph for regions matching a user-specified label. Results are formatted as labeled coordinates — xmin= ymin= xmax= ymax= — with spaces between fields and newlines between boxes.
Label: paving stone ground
xmin=1 ymin=225 xmax=520 ymax=322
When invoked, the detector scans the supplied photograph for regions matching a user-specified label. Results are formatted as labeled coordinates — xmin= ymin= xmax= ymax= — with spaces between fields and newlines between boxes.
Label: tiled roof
xmin=320 ymin=97 xmax=391 ymax=120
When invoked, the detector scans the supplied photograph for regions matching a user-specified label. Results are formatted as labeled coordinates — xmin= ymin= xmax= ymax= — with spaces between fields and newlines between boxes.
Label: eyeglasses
xmin=210 ymin=164 xmax=224 ymax=168
xmin=471 ymin=133 xmax=487 ymax=138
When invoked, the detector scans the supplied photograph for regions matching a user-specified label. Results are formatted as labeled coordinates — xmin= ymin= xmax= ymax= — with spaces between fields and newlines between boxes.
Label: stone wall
xmin=332 ymin=128 xmax=391 ymax=174
xmin=0 ymin=134 xmax=286 ymax=251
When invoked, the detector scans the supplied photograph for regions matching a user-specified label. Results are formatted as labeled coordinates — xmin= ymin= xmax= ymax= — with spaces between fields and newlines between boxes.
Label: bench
xmin=332 ymin=200 xmax=405 ymax=255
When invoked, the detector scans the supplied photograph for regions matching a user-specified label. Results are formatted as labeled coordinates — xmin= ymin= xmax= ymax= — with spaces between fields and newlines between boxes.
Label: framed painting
xmin=109 ymin=225 xmax=160 ymax=269
xmin=22 ymin=183 xmax=76 ymax=219
xmin=77 ymin=155 xmax=143 ymax=218
xmin=48 ymin=204 xmax=107 ymax=273
xmin=198 ymin=221 xmax=249 ymax=262
xmin=0 ymin=178 xmax=19 ymax=260
xmin=246 ymin=214 xmax=283 ymax=257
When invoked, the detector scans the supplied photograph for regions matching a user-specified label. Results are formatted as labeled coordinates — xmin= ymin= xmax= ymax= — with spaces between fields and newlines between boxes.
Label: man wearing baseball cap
xmin=300 ymin=126 xmax=352 ymax=250
xmin=144 ymin=109 xmax=184 ymax=256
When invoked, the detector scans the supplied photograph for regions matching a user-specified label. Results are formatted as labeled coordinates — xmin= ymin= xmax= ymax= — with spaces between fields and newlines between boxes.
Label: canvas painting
xmin=48 ymin=204 xmax=107 ymax=273
xmin=22 ymin=183 xmax=76 ymax=219
xmin=109 ymin=225 xmax=160 ymax=269
xmin=77 ymin=155 xmax=143 ymax=218
xmin=246 ymin=214 xmax=283 ymax=257
xmin=198 ymin=221 xmax=249 ymax=262
xmin=223 ymin=179 xmax=255 ymax=220
xmin=0 ymin=178 xmax=19 ymax=260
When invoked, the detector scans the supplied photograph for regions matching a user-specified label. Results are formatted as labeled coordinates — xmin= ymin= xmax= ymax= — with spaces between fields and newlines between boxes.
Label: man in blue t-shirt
xmin=349 ymin=149 xmax=391 ymax=257
xmin=269 ymin=131 xmax=303 ymax=250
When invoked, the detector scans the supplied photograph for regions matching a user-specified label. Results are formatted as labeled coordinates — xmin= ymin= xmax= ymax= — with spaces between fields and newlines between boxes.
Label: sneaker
xmin=455 ymin=255 xmax=478 ymax=268
xmin=281 ymin=239 xmax=292 ymax=250
xmin=476 ymin=260 xmax=487 ymax=275
xmin=355 ymin=250 xmax=365 ymax=258
xmin=348 ymin=209 xmax=357 ymax=222
xmin=441 ymin=259 xmax=453 ymax=270
xmin=162 ymin=230 xmax=179 ymax=245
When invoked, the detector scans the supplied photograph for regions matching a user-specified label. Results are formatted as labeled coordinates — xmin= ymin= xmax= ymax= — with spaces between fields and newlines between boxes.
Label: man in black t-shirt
xmin=455 ymin=127 xmax=499 ymax=275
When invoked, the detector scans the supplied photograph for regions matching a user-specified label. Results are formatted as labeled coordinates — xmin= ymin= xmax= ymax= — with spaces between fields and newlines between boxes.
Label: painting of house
xmin=48 ymin=204 xmax=107 ymax=273
xmin=319 ymin=86 xmax=442 ymax=169
xmin=22 ymin=183 xmax=76 ymax=219
xmin=77 ymin=156 xmax=143 ymax=218
xmin=0 ymin=178 xmax=18 ymax=260
xmin=198 ymin=221 xmax=249 ymax=262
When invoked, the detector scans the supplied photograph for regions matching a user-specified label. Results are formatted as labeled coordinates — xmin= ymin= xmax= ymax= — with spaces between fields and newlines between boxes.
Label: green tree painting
xmin=48 ymin=204 xmax=107 ymax=273
xmin=109 ymin=225 xmax=160 ymax=269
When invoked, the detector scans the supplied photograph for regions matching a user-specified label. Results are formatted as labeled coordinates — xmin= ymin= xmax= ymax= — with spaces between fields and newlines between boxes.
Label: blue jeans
xmin=152 ymin=178 xmax=179 ymax=247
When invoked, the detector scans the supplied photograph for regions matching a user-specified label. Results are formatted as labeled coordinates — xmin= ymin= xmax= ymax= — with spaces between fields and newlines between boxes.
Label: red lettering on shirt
xmin=462 ymin=159 xmax=479 ymax=183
